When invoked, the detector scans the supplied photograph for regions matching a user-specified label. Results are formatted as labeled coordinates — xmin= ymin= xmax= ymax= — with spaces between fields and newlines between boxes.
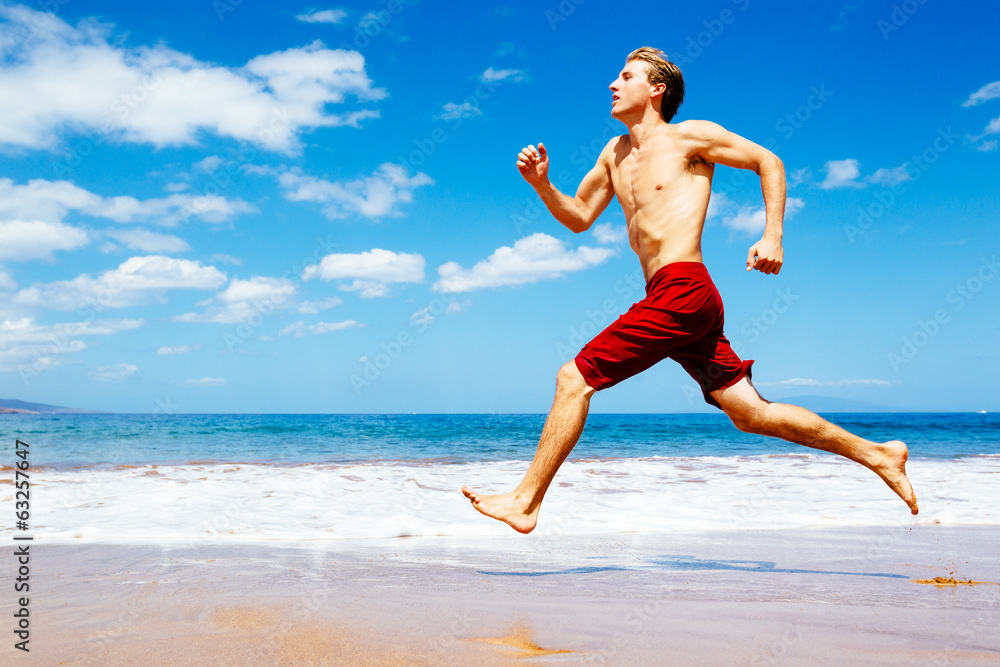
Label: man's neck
xmin=623 ymin=109 xmax=668 ymax=149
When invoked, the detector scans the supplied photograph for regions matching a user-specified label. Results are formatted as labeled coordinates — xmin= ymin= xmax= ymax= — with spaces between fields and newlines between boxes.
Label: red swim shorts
xmin=574 ymin=261 xmax=753 ymax=408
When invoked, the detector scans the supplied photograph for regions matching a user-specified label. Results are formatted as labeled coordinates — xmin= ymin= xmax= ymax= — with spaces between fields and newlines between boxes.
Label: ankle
xmin=860 ymin=440 xmax=896 ymax=469
xmin=512 ymin=488 xmax=539 ymax=513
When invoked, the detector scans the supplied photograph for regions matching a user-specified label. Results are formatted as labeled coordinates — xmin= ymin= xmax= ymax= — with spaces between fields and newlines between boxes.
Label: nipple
xmin=655 ymin=185 xmax=662 ymax=190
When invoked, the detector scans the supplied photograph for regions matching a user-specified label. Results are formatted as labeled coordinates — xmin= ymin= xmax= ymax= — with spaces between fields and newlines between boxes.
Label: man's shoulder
xmin=670 ymin=119 xmax=726 ymax=139
xmin=603 ymin=133 xmax=629 ymax=150
xmin=597 ymin=134 xmax=630 ymax=164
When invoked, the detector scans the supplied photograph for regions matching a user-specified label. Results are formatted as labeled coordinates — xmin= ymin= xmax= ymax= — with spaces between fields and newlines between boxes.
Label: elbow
xmin=558 ymin=217 xmax=588 ymax=234
xmin=556 ymin=212 xmax=588 ymax=233
xmin=566 ymin=200 xmax=593 ymax=233
xmin=758 ymin=154 xmax=784 ymax=175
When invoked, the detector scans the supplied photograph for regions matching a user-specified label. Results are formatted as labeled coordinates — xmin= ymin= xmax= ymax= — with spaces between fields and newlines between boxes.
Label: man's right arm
xmin=517 ymin=140 xmax=616 ymax=233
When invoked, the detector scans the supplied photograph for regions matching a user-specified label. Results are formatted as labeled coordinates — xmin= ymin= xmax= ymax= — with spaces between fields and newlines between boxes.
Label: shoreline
xmin=11 ymin=453 xmax=1000 ymax=543
xmin=7 ymin=526 xmax=999 ymax=665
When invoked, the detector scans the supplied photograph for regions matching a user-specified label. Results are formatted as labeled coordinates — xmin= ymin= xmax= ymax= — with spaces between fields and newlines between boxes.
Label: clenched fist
xmin=746 ymin=235 xmax=783 ymax=275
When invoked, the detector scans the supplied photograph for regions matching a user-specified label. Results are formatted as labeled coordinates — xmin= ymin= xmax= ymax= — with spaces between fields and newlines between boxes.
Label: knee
xmin=727 ymin=405 xmax=769 ymax=435
xmin=556 ymin=360 xmax=595 ymax=398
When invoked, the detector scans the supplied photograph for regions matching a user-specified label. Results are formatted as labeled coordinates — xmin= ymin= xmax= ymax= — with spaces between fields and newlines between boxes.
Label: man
xmin=461 ymin=47 xmax=917 ymax=534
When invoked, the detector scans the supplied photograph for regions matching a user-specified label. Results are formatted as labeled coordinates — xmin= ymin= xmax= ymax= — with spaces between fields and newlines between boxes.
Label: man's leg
xmin=711 ymin=376 xmax=918 ymax=514
xmin=462 ymin=360 xmax=596 ymax=533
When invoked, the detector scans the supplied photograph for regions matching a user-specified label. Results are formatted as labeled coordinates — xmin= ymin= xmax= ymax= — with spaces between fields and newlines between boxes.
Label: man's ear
xmin=651 ymin=83 xmax=667 ymax=98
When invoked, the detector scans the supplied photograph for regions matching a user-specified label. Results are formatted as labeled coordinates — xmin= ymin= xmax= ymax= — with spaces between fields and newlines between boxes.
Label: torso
xmin=606 ymin=123 xmax=715 ymax=283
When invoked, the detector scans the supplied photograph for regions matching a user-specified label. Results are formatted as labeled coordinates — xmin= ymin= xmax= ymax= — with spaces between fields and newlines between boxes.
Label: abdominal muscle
xmin=621 ymin=175 xmax=714 ymax=283
xmin=611 ymin=132 xmax=716 ymax=283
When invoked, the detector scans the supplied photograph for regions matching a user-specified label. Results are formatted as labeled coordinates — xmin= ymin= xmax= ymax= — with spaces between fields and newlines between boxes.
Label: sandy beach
xmin=8 ymin=525 xmax=999 ymax=665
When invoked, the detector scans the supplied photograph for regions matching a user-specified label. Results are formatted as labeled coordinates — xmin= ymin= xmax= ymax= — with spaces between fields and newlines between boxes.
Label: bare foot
xmin=461 ymin=485 xmax=539 ymax=534
xmin=870 ymin=440 xmax=919 ymax=515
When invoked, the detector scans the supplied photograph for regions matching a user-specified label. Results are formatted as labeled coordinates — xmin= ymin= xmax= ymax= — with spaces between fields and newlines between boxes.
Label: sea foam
xmin=5 ymin=454 xmax=997 ymax=545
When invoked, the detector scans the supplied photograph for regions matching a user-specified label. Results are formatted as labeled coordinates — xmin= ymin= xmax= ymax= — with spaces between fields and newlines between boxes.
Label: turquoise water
xmin=4 ymin=412 xmax=997 ymax=469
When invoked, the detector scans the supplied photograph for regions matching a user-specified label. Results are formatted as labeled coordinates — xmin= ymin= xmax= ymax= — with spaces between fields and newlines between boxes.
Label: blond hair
xmin=626 ymin=47 xmax=685 ymax=122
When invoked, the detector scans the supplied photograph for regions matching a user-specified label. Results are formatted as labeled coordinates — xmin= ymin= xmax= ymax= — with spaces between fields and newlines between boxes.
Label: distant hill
xmin=776 ymin=395 xmax=902 ymax=413
xmin=0 ymin=399 xmax=105 ymax=414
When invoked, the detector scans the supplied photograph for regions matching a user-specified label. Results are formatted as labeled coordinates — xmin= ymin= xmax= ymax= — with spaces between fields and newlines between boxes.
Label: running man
xmin=461 ymin=47 xmax=918 ymax=533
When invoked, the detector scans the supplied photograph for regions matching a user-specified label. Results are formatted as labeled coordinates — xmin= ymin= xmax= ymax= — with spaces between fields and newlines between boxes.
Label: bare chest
xmin=610 ymin=146 xmax=713 ymax=213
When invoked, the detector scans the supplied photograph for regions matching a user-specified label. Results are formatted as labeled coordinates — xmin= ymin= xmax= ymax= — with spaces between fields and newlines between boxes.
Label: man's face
xmin=609 ymin=61 xmax=652 ymax=116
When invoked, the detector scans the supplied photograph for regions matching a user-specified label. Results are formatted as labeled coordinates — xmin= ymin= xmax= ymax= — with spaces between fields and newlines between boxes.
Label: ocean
xmin=3 ymin=412 xmax=998 ymax=544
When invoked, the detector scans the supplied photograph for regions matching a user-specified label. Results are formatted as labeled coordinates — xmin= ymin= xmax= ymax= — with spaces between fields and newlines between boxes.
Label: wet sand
xmin=7 ymin=526 xmax=1000 ymax=665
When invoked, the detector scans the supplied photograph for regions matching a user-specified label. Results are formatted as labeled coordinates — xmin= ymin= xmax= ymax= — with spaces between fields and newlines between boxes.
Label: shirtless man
xmin=461 ymin=47 xmax=918 ymax=533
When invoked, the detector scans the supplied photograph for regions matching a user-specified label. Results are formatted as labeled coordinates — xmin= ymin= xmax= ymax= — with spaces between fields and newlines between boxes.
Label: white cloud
xmin=866 ymin=165 xmax=912 ymax=187
xmin=279 ymin=319 xmax=360 ymax=336
xmin=818 ymin=160 xmax=913 ymax=190
xmin=0 ymin=220 xmax=89 ymax=261
xmin=410 ymin=307 xmax=434 ymax=326
xmin=157 ymin=343 xmax=198 ymax=355
xmin=90 ymin=363 xmax=137 ymax=382
xmin=175 ymin=276 xmax=298 ymax=323
xmin=591 ymin=222 xmax=627 ymax=245
xmin=411 ymin=299 xmax=469 ymax=326
xmin=295 ymin=9 xmax=348 ymax=24
xmin=755 ymin=378 xmax=891 ymax=387
xmin=194 ymin=155 xmax=223 ymax=172
xmin=983 ymin=115 xmax=1000 ymax=137
xmin=0 ymin=5 xmax=384 ymax=154
xmin=218 ymin=276 xmax=295 ymax=304
xmin=480 ymin=67 xmax=525 ymax=84
xmin=445 ymin=300 xmax=469 ymax=314
xmin=721 ymin=198 xmax=805 ymax=237
xmin=297 ymin=296 xmax=343 ymax=314
xmin=209 ymin=253 xmax=243 ymax=265
xmin=706 ymin=191 xmax=733 ymax=219
xmin=302 ymin=248 xmax=424 ymax=298
xmin=818 ymin=159 xmax=864 ymax=189
xmin=975 ymin=139 xmax=997 ymax=152
xmin=0 ymin=268 xmax=15 ymax=291
xmin=242 ymin=164 xmax=276 ymax=177
xmin=13 ymin=255 xmax=226 ymax=310
xmin=278 ymin=321 xmax=302 ymax=336
xmin=0 ymin=178 xmax=255 ymax=227
xmin=962 ymin=80 xmax=1000 ymax=107
xmin=437 ymin=102 xmax=482 ymax=121
xmin=103 ymin=229 xmax=190 ymax=253
xmin=183 ymin=377 xmax=225 ymax=386
xmin=0 ymin=316 xmax=142 ymax=374
xmin=433 ymin=233 xmax=614 ymax=293
xmin=788 ymin=167 xmax=811 ymax=188
xmin=278 ymin=163 xmax=432 ymax=219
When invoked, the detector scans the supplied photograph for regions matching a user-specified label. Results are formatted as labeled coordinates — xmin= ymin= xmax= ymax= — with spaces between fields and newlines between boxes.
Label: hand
xmin=516 ymin=143 xmax=549 ymax=186
xmin=746 ymin=235 xmax=783 ymax=274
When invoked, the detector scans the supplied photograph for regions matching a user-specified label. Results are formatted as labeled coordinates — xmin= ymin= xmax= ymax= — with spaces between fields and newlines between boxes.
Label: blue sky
xmin=0 ymin=0 xmax=997 ymax=414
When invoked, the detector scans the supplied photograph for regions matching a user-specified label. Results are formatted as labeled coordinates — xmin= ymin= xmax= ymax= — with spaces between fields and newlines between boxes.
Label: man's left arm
xmin=681 ymin=120 xmax=785 ymax=275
